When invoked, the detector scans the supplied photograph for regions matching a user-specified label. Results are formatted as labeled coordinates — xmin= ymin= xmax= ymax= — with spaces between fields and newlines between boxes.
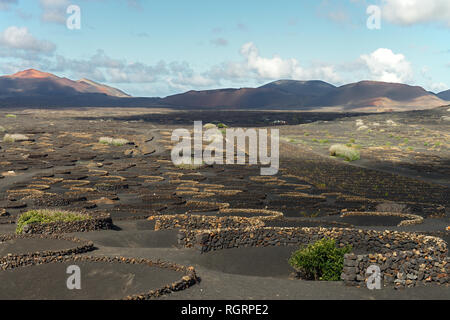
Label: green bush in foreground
xmin=329 ymin=144 xmax=360 ymax=161
xmin=16 ymin=209 xmax=91 ymax=234
xmin=288 ymin=238 xmax=352 ymax=281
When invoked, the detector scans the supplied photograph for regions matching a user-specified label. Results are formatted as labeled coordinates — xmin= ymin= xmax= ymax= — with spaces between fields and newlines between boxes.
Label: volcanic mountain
xmin=0 ymin=69 xmax=130 ymax=98
xmin=162 ymin=80 xmax=339 ymax=109
xmin=437 ymin=89 xmax=450 ymax=101
xmin=309 ymin=81 xmax=446 ymax=112
xmin=76 ymin=78 xmax=130 ymax=98
xmin=0 ymin=69 xmax=162 ymax=108
xmin=0 ymin=69 xmax=447 ymax=111
xmin=161 ymin=79 xmax=446 ymax=111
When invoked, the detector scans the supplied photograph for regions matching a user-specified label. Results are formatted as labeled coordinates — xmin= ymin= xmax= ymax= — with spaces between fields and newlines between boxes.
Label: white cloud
xmin=430 ymin=82 xmax=448 ymax=93
xmin=40 ymin=0 xmax=69 ymax=24
xmin=48 ymin=50 xmax=168 ymax=83
xmin=208 ymin=42 xmax=341 ymax=84
xmin=0 ymin=26 xmax=56 ymax=53
xmin=360 ymin=48 xmax=413 ymax=83
xmin=210 ymin=38 xmax=228 ymax=47
xmin=240 ymin=42 xmax=302 ymax=79
xmin=127 ymin=0 xmax=142 ymax=9
xmin=0 ymin=0 xmax=17 ymax=11
xmin=381 ymin=0 xmax=450 ymax=26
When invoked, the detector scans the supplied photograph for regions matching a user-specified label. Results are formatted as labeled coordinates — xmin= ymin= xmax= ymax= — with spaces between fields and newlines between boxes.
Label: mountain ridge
xmin=437 ymin=89 xmax=450 ymax=101
xmin=0 ymin=69 xmax=448 ymax=111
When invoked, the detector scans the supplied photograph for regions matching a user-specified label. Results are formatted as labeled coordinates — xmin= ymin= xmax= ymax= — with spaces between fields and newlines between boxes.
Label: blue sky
xmin=0 ymin=0 xmax=449 ymax=97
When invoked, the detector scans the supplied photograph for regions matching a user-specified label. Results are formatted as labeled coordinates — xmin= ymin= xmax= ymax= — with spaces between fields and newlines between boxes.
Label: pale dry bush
xmin=203 ymin=123 xmax=217 ymax=129
xmin=99 ymin=137 xmax=129 ymax=146
xmin=3 ymin=133 xmax=30 ymax=142
xmin=357 ymin=125 xmax=369 ymax=131
xmin=329 ymin=144 xmax=360 ymax=161
xmin=386 ymin=119 xmax=398 ymax=126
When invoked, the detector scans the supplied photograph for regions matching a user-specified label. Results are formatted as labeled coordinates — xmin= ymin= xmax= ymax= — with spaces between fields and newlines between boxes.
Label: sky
xmin=0 ymin=0 xmax=449 ymax=97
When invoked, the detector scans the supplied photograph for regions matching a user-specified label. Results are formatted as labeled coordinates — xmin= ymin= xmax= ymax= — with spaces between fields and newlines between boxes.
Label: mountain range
xmin=0 ymin=69 xmax=448 ymax=112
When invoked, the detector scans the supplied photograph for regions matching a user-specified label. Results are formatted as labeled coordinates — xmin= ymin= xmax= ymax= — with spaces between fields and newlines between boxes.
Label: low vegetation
xmin=5 ymin=114 xmax=16 ymax=118
xmin=289 ymin=238 xmax=352 ymax=281
xmin=329 ymin=144 xmax=360 ymax=161
xmin=16 ymin=209 xmax=91 ymax=234
xmin=99 ymin=137 xmax=129 ymax=146
xmin=175 ymin=158 xmax=206 ymax=169
xmin=357 ymin=125 xmax=369 ymax=131
xmin=3 ymin=133 xmax=30 ymax=142
xmin=203 ymin=123 xmax=217 ymax=129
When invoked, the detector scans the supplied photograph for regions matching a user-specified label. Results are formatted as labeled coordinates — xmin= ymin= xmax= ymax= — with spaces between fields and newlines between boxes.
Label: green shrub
xmin=329 ymin=144 xmax=360 ymax=161
xmin=288 ymin=238 xmax=352 ymax=281
xmin=5 ymin=114 xmax=16 ymax=118
xmin=16 ymin=209 xmax=91 ymax=234
xmin=99 ymin=137 xmax=129 ymax=146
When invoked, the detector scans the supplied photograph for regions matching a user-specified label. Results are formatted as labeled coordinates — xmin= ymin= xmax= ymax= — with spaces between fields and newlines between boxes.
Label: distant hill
xmin=162 ymin=87 xmax=299 ymax=108
xmin=163 ymin=80 xmax=339 ymax=109
xmin=77 ymin=78 xmax=131 ymax=98
xmin=0 ymin=69 xmax=130 ymax=98
xmin=260 ymin=80 xmax=338 ymax=96
xmin=310 ymin=81 xmax=445 ymax=112
xmin=0 ymin=69 xmax=160 ymax=108
xmin=437 ymin=90 xmax=450 ymax=101
xmin=0 ymin=69 xmax=447 ymax=111
xmin=162 ymin=80 xmax=446 ymax=111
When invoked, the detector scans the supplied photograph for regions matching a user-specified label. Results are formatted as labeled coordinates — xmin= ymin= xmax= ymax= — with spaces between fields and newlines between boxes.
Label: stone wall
xmin=21 ymin=214 xmax=113 ymax=235
xmin=0 ymin=253 xmax=199 ymax=300
xmin=0 ymin=234 xmax=94 ymax=269
xmin=152 ymin=214 xmax=264 ymax=247
xmin=153 ymin=214 xmax=264 ymax=230
xmin=180 ymin=226 xmax=448 ymax=287
xmin=343 ymin=249 xmax=449 ymax=288
xmin=341 ymin=211 xmax=424 ymax=227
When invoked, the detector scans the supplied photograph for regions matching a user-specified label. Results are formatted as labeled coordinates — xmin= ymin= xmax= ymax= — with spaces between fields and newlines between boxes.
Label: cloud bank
xmin=381 ymin=0 xmax=450 ymax=27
